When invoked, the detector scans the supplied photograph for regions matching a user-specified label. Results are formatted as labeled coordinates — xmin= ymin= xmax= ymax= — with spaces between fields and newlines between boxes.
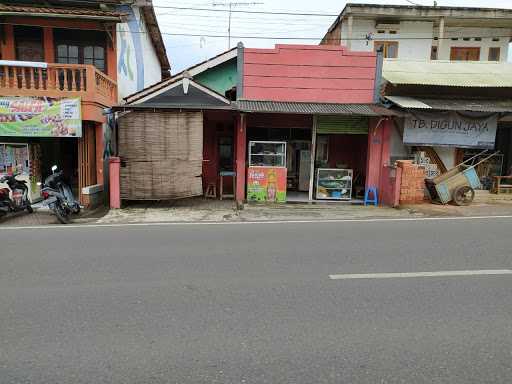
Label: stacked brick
xmin=397 ymin=160 xmax=427 ymax=204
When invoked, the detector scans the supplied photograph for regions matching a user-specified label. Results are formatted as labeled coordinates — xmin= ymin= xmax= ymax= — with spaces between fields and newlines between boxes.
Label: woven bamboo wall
xmin=118 ymin=110 xmax=203 ymax=200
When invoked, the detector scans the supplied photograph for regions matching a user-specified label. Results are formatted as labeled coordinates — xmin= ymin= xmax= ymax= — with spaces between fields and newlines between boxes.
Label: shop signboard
xmin=0 ymin=97 xmax=82 ymax=137
xmin=247 ymin=166 xmax=287 ymax=203
xmin=403 ymin=111 xmax=498 ymax=149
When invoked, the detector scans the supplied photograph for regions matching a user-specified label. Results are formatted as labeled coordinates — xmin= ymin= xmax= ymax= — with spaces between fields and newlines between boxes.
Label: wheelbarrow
xmin=425 ymin=150 xmax=500 ymax=206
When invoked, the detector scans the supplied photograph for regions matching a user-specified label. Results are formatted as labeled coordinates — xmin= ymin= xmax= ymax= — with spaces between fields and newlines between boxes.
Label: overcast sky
xmin=152 ymin=0 xmax=512 ymax=73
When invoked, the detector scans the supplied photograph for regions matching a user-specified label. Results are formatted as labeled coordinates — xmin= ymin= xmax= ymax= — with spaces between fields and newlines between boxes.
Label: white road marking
xmin=329 ymin=270 xmax=512 ymax=280
xmin=0 ymin=214 xmax=512 ymax=231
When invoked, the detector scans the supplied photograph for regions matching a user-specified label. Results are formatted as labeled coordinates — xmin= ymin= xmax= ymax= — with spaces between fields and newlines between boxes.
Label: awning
xmin=383 ymin=60 xmax=512 ymax=88
xmin=386 ymin=96 xmax=512 ymax=113
xmin=317 ymin=116 xmax=368 ymax=134
xmin=235 ymin=100 xmax=379 ymax=116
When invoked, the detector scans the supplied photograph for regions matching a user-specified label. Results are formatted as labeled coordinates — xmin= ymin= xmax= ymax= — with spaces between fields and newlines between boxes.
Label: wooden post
xmin=235 ymin=113 xmax=247 ymax=203
xmin=43 ymin=27 xmax=54 ymax=63
xmin=308 ymin=115 xmax=318 ymax=201
xmin=2 ymin=25 xmax=15 ymax=60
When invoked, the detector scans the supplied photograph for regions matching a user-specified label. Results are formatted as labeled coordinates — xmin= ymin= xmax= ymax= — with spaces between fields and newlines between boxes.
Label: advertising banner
xmin=247 ymin=166 xmax=287 ymax=203
xmin=0 ymin=97 xmax=82 ymax=137
xmin=403 ymin=111 xmax=497 ymax=149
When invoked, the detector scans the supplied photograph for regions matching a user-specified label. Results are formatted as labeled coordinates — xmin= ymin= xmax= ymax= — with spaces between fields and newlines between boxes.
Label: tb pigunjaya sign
xmin=0 ymin=97 xmax=82 ymax=137
xmin=404 ymin=111 xmax=498 ymax=149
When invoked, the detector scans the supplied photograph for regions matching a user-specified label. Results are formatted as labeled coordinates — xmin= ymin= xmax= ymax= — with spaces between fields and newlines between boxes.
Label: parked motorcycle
xmin=39 ymin=165 xmax=80 ymax=224
xmin=0 ymin=173 xmax=33 ymax=219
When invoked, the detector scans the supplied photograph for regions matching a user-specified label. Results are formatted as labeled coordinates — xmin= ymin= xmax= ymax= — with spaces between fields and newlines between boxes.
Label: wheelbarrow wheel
xmin=453 ymin=185 xmax=475 ymax=206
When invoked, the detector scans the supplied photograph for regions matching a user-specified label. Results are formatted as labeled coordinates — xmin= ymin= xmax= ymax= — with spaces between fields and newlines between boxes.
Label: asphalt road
xmin=1 ymin=217 xmax=512 ymax=383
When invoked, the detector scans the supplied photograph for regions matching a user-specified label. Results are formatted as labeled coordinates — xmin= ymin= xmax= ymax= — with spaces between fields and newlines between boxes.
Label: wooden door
xmin=450 ymin=47 xmax=480 ymax=61
xmin=78 ymin=123 xmax=97 ymax=204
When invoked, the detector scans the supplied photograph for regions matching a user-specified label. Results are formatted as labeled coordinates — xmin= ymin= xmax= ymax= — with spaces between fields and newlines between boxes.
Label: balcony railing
xmin=0 ymin=63 xmax=117 ymax=106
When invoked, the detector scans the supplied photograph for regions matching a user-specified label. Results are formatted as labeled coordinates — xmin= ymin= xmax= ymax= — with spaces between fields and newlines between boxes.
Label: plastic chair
xmin=364 ymin=187 xmax=378 ymax=206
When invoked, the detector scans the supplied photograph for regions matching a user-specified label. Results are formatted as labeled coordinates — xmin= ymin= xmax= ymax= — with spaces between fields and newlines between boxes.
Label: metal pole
xmin=308 ymin=116 xmax=318 ymax=201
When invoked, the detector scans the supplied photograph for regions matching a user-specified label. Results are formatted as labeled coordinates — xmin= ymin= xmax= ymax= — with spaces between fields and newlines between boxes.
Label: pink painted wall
xmin=366 ymin=118 xmax=393 ymax=204
xmin=235 ymin=114 xmax=247 ymax=202
xmin=109 ymin=157 xmax=120 ymax=209
xmin=242 ymin=44 xmax=376 ymax=103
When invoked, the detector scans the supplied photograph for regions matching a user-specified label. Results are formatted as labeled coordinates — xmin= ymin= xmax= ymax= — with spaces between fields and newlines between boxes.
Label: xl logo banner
xmin=403 ymin=111 xmax=498 ymax=148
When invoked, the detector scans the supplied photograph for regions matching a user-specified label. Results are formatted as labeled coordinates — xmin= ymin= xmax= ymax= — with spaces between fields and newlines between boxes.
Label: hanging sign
xmin=403 ymin=111 xmax=497 ymax=148
xmin=0 ymin=97 xmax=82 ymax=137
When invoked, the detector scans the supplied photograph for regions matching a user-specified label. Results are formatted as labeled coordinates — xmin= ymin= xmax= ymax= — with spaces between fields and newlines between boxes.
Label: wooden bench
xmin=493 ymin=176 xmax=512 ymax=194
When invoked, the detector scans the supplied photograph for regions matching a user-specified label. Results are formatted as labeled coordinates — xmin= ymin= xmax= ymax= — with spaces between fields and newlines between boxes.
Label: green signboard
xmin=0 ymin=97 xmax=82 ymax=137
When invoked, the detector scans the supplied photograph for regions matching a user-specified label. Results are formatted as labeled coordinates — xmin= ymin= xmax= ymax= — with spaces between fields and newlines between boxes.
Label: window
xmin=374 ymin=41 xmax=398 ymax=58
xmin=430 ymin=46 xmax=438 ymax=60
xmin=54 ymin=29 xmax=107 ymax=73
xmin=14 ymin=26 xmax=43 ymax=62
xmin=218 ymin=137 xmax=234 ymax=172
xmin=488 ymin=47 xmax=501 ymax=61
xmin=450 ymin=47 xmax=480 ymax=61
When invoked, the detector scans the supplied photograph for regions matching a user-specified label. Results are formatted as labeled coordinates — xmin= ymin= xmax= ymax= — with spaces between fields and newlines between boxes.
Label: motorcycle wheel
xmin=72 ymin=204 xmax=81 ymax=214
xmin=55 ymin=205 xmax=71 ymax=224
xmin=26 ymin=205 xmax=33 ymax=213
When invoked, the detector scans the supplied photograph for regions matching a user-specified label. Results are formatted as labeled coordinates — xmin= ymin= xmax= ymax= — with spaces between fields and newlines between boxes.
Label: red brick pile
xmin=397 ymin=160 xmax=427 ymax=204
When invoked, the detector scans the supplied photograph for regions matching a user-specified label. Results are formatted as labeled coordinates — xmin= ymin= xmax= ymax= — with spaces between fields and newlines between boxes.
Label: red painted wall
xmin=326 ymin=134 xmax=367 ymax=187
xmin=242 ymin=44 xmax=376 ymax=103
xmin=366 ymin=118 xmax=393 ymax=204
xmin=202 ymin=111 xmax=235 ymax=194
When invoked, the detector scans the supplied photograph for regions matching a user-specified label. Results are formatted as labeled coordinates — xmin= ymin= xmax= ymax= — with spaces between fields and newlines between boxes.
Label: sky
xmin=152 ymin=0 xmax=512 ymax=74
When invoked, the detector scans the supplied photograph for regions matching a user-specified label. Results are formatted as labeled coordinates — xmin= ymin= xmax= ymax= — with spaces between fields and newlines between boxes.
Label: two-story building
xmin=0 ymin=0 xmax=169 ymax=206
xmin=322 ymin=4 xmax=512 ymax=199
xmin=322 ymin=3 xmax=512 ymax=62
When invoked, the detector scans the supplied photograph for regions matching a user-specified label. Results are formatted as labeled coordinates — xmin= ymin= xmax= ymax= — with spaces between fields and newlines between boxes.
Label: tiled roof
xmin=0 ymin=4 xmax=124 ymax=19
xmin=236 ymin=100 xmax=380 ymax=116
xmin=383 ymin=60 xmax=512 ymax=88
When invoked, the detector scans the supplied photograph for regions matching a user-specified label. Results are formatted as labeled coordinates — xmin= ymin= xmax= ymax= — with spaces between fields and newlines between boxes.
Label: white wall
xmin=341 ymin=18 xmax=510 ymax=62
xmin=116 ymin=6 xmax=162 ymax=100
xmin=342 ymin=19 xmax=433 ymax=60
xmin=435 ymin=27 xmax=510 ymax=61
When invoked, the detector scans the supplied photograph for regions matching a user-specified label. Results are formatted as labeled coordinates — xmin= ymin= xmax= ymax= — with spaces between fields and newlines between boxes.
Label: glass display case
xmin=316 ymin=168 xmax=353 ymax=200
xmin=249 ymin=141 xmax=286 ymax=167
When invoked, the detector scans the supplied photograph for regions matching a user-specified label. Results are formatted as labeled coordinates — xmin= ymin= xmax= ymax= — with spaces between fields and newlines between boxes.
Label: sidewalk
xmin=97 ymin=198 xmax=420 ymax=224
xmin=3 ymin=194 xmax=512 ymax=227
xmin=0 ymin=205 xmax=108 ymax=226
xmin=97 ymin=193 xmax=512 ymax=225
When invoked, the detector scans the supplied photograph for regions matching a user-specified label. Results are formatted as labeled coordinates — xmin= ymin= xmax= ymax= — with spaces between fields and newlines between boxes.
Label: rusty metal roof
xmin=386 ymin=96 xmax=512 ymax=112
xmin=383 ymin=60 xmax=512 ymax=88
xmin=235 ymin=100 xmax=380 ymax=116
xmin=0 ymin=4 xmax=124 ymax=20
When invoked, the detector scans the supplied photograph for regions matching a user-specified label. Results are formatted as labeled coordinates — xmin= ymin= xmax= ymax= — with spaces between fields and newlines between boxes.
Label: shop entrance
xmin=247 ymin=124 xmax=313 ymax=202
xmin=314 ymin=116 xmax=370 ymax=201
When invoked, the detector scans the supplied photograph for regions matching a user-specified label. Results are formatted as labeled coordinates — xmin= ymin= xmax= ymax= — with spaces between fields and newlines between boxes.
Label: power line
xmin=0 ymin=20 xmax=510 ymax=42
xmin=152 ymin=5 xmax=338 ymax=17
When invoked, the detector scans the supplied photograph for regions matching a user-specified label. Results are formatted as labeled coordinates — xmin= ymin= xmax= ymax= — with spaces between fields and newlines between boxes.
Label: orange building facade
xmin=0 ymin=3 xmax=121 ymax=206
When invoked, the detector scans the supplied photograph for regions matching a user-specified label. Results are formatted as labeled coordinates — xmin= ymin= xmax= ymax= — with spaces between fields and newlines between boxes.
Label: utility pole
xmin=212 ymin=1 xmax=264 ymax=49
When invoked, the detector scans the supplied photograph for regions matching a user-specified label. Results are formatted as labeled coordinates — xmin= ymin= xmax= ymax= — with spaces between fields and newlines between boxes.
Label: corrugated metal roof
xmin=383 ymin=60 xmax=512 ymax=88
xmin=0 ymin=4 xmax=124 ymax=19
xmin=235 ymin=100 xmax=379 ymax=116
xmin=385 ymin=96 xmax=512 ymax=112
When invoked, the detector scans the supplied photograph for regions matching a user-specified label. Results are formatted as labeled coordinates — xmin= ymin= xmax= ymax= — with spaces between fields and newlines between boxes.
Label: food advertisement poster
xmin=247 ymin=166 xmax=287 ymax=203
xmin=0 ymin=143 xmax=29 ymax=176
xmin=0 ymin=97 xmax=82 ymax=137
